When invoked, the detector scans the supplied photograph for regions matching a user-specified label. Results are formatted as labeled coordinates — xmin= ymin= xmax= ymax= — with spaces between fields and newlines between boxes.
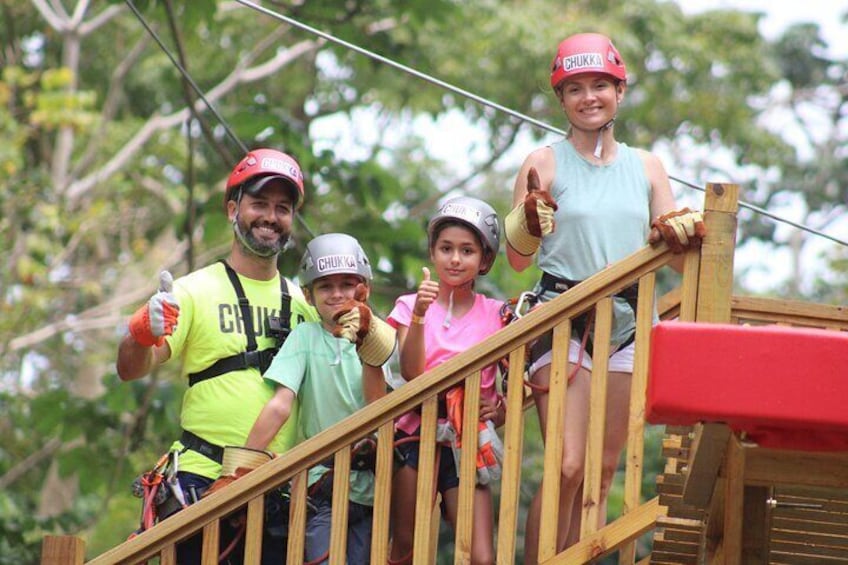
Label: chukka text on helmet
xmin=550 ymin=32 xmax=627 ymax=91
xmin=299 ymin=233 xmax=373 ymax=287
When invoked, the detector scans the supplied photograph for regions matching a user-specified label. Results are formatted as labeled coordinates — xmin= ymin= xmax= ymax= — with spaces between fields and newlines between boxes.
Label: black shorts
xmin=394 ymin=428 xmax=460 ymax=493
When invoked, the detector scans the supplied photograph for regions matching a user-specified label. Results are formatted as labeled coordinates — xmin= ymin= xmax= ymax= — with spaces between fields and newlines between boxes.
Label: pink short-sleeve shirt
xmin=388 ymin=292 xmax=504 ymax=434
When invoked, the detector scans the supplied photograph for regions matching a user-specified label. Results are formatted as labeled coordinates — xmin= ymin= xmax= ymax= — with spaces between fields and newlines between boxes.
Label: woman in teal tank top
xmin=502 ymin=32 xmax=706 ymax=563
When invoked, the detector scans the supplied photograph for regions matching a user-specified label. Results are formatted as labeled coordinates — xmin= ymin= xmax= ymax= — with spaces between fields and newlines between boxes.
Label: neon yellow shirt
xmin=165 ymin=261 xmax=318 ymax=479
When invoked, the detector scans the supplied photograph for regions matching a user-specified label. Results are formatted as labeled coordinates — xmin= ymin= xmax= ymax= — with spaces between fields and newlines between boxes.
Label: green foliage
xmin=3 ymin=0 xmax=844 ymax=560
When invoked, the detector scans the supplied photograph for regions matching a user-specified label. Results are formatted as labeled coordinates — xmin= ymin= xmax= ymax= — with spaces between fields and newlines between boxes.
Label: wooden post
xmin=496 ymin=346 xmax=528 ymax=563
xmin=682 ymin=183 xmax=739 ymax=510
xmin=41 ymin=535 xmax=85 ymax=565
xmin=680 ymin=183 xmax=739 ymax=564
xmin=694 ymin=183 xmax=739 ymax=324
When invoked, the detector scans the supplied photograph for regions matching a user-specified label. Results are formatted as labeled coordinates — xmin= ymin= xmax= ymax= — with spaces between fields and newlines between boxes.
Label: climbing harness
xmin=188 ymin=260 xmax=292 ymax=387
xmin=176 ymin=260 xmax=295 ymax=466
xmin=499 ymin=273 xmax=640 ymax=394
xmin=498 ymin=292 xmax=552 ymax=393
xmin=535 ymin=272 xmax=639 ymax=358
xmin=499 ymin=291 xmax=539 ymax=325
xmin=129 ymin=451 xmax=189 ymax=537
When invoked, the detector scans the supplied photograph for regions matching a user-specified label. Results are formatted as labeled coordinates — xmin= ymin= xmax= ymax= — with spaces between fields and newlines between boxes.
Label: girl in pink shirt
xmin=388 ymin=196 xmax=505 ymax=564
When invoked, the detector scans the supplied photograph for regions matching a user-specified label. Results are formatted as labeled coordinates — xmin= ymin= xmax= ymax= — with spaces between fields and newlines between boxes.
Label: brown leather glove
xmin=333 ymin=284 xmax=396 ymax=366
xmin=202 ymin=446 xmax=274 ymax=498
xmin=505 ymin=167 xmax=559 ymax=255
xmin=333 ymin=285 xmax=371 ymax=342
xmin=203 ymin=467 xmax=254 ymax=498
xmin=649 ymin=208 xmax=706 ymax=253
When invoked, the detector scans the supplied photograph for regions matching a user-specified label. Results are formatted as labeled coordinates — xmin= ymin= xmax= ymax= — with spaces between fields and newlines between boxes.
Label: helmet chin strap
xmin=443 ymin=289 xmax=454 ymax=328
xmin=593 ymin=118 xmax=616 ymax=159
xmin=441 ymin=277 xmax=476 ymax=329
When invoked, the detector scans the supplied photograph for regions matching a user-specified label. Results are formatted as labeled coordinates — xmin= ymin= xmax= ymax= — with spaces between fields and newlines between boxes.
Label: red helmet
xmin=550 ymin=33 xmax=627 ymax=91
xmin=225 ymin=148 xmax=305 ymax=209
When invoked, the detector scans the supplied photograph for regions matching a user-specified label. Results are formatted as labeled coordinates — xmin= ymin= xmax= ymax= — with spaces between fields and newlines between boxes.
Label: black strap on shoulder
xmin=267 ymin=280 xmax=292 ymax=345
xmin=280 ymin=283 xmax=291 ymax=326
xmin=187 ymin=261 xmax=292 ymax=387
xmin=222 ymin=260 xmax=258 ymax=353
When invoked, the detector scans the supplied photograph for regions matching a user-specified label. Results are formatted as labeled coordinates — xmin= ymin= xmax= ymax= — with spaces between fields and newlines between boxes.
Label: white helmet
xmin=427 ymin=196 xmax=500 ymax=275
xmin=299 ymin=233 xmax=373 ymax=286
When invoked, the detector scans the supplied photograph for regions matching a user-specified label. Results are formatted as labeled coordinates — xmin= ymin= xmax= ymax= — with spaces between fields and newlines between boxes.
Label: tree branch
xmin=66 ymin=37 xmax=322 ymax=202
xmin=48 ymin=0 xmax=69 ymax=20
xmin=68 ymin=0 xmax=91 ymax=28
xmin=78 ymin=4 xmax=124 ymax=36
xmin=71 ymin=33 xmax=151 ymax=178
xmin=163 ymin=0 xmax=234 ymax=166
xmin=0 ymin=437 xmax=87 ymax=490
xmin=31 ymin=0 xmax=67 ymax=32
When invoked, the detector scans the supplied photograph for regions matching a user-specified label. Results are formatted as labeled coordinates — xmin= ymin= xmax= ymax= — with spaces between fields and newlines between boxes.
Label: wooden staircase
xmin=652 ymin=425 xmax=706 ymax=564
xmin=40 ymin=183 xmax=848 ymax=564
xmin=653 ymin=425 xmax=848 ymax=565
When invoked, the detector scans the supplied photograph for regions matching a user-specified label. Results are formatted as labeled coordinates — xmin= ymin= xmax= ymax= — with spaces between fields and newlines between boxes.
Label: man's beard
xmin=233 ymin=216 xmax=290 ymax=258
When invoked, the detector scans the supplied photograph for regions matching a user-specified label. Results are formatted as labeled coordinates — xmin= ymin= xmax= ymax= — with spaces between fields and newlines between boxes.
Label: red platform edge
xmin=646 ymin=321 xmax=848 ymax=451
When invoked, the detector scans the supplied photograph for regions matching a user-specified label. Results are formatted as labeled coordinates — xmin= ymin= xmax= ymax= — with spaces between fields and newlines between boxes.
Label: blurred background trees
xmin=1 ymin=0 xmax=845 ymax=561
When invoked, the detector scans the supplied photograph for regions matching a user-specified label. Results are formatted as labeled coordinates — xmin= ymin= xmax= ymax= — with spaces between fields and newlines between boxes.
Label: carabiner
xmin=513 ymin=291 xmax=538 ymax=319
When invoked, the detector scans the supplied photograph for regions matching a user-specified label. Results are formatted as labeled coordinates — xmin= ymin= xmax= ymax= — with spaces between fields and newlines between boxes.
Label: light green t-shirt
xmin=263 ymin=322 xmax=377 ymax=506
xmin=165 ymin=261 xmax=318 ymax=479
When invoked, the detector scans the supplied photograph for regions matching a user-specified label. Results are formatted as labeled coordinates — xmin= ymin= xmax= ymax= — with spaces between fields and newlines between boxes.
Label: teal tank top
xmin=535 ymin=139 xmax=652 ymax=348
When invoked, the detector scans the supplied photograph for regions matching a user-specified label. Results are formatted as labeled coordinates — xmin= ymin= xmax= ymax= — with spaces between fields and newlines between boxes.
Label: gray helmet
xmin=299 ymin=233 xmax=373 ymax=286
xmin=427 ymin=196 xmax=500 ymax=275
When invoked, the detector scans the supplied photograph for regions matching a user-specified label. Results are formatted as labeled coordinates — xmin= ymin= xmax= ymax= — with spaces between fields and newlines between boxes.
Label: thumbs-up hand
xmin=412 ymin=267 xmax=439 ymax=323
xmin=332 ymin=282 xmax=396 ymax=367
xmin=129 ymin=270 xmax=180 ymax=347
xmin=505 ymin=167 xmax=558 ymax=256
xmin=523 ymin=167 xmax=558 ymax=238
xmin=333 ymin=283 xmax=372 ymax=343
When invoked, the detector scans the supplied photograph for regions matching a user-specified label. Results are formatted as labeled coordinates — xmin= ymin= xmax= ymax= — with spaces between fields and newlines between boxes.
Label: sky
xmin=678 ymin=0 xmax=847 ymax=57
xmin=677 ymin=0 xmax=848 ymax=292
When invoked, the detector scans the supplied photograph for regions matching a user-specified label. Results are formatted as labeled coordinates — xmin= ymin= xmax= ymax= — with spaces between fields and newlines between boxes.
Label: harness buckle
xmin=268 ymin=315 xmax=291 ymax=344
xmin=241 ymin=349 xmax=263 ymax=369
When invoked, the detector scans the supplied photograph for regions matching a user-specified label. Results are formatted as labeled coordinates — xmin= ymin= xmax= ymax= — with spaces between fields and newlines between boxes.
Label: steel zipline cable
xmin=231 ymin=0 xmax=848 ymax=249
xmin=124 ymin=0 xmax=316 ymax=238
xmin=128 ymin=0 xmax=846 ymax=249
xmin=125 ymin=0 xmax=247 ymax=155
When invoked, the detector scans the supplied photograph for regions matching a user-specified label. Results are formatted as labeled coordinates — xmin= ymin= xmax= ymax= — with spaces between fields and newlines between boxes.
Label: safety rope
xmin=231 ymin=0 xmax=847 ymax=250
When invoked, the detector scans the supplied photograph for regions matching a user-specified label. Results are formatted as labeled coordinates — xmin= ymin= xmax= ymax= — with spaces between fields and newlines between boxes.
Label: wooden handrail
xmin=47 ymin=182 xmax=848 ymax=564
xmin=82 ymin=241 xmax=676 ymax=564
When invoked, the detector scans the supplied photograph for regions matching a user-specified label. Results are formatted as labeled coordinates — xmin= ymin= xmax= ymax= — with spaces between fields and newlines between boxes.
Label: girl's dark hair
xmin=430 ymin=219 xmax=484 ymax=250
